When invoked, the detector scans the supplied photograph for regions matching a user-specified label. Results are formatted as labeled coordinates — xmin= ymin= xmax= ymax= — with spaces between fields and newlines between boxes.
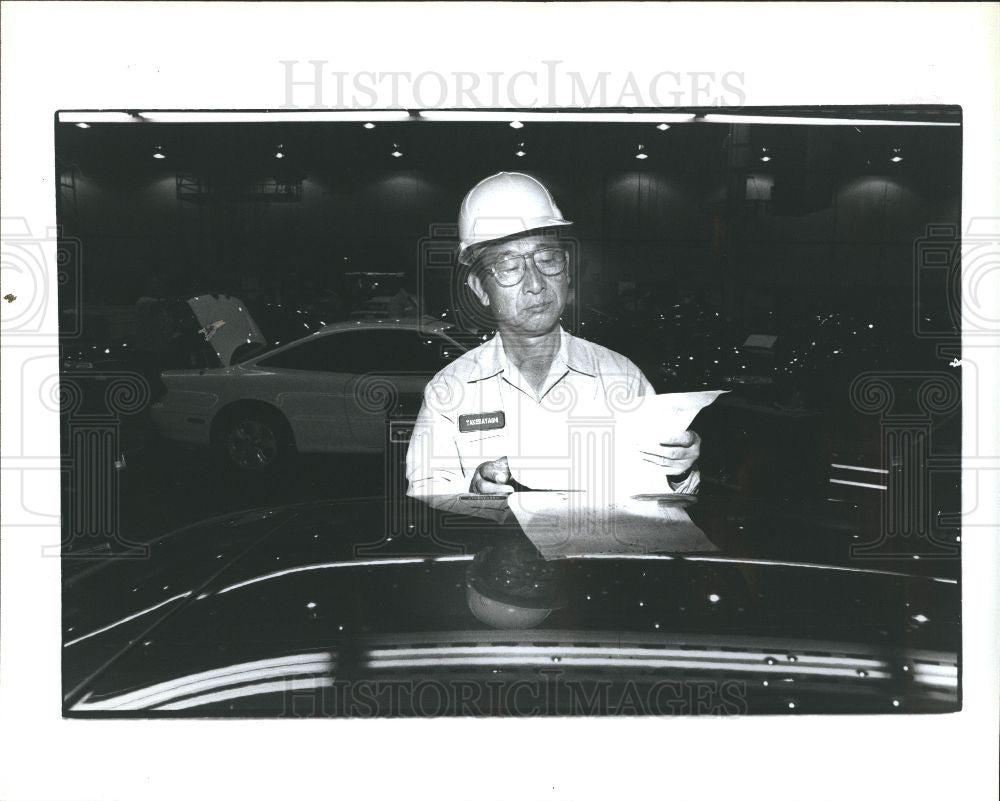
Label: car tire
xmin=217 ymin=405 xmax=293 ymax=471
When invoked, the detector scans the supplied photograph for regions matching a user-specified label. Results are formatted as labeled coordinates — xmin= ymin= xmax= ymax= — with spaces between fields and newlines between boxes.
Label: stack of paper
xmin=506 ymin=491 xmax=717 ymax=559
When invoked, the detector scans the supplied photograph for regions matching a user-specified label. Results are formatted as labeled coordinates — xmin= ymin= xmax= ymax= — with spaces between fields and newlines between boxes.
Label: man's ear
xmin=466 ymin=271 xmax=490 ymax=307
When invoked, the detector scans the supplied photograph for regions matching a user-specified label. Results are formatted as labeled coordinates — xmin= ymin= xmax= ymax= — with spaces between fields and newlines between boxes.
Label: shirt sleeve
xmin=630 ymin=359 xmax=701 ymax=495
xmin=405 ymin=375 xmax=468 ymax=501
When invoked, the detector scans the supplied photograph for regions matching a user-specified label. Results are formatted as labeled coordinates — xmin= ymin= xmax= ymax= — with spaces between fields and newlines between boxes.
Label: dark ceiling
xmin=55 ymin=111 xmax=962 ymax=187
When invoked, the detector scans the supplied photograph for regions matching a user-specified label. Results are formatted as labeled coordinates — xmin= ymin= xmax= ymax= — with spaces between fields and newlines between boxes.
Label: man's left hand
xmin=640 ymin=430 xmax=701 ymax=476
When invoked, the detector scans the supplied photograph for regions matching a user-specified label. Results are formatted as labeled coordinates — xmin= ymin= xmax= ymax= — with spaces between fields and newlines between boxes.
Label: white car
xmin=150 ymin=320 xmax=466 ymax=470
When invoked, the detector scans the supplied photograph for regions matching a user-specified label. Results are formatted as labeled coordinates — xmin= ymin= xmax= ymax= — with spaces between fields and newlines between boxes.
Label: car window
xmin=256 ymin=335 xmax=341 ymax=372
xmin=257 ymin=330 xmax=458 ymax=374
xmin=363 ymin=331 xmax=459 ymax=373
xmin=338 ymin=330 xmax=458 ymax=373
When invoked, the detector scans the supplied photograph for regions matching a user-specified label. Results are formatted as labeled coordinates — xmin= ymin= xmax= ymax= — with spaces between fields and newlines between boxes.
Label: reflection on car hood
xmin=63 ymin=499 xmax=960 ymax=716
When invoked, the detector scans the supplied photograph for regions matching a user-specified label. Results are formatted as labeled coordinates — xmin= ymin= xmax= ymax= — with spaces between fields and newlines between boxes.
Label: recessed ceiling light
xmin=515 ymin=150 xmax=526 ymax=158
xmin=391 ymin=143 xmax=403 ymax=158
xmin=363 ymin=122 xmax=376 ymax=129
xmin=152 ymin=146 xmax=165 ymax=160
xmin=510 ymin=120 xmax=524 ymax=129
xmin=656 ymin=123 xmax=670 ymax=131
xmin=75 ymin=122 xmax=91 ymax=129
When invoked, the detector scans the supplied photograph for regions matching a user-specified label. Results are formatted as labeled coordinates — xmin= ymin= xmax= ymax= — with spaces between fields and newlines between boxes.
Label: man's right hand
xmin=469 ymin=456 xmax=514 ymax=495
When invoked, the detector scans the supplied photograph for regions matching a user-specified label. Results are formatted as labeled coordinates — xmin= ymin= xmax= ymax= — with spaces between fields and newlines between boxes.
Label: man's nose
xmin=521 ymin=259 xmax=545 ymax=294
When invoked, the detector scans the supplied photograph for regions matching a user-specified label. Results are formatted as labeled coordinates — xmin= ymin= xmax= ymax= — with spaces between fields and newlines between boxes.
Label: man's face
xmin=467 ymin=232 xmax=571 ymax=338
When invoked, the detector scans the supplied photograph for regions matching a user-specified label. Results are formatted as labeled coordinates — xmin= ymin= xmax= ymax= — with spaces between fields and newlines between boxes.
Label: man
xmin=405 ymin=172 xmax=700 ymax=507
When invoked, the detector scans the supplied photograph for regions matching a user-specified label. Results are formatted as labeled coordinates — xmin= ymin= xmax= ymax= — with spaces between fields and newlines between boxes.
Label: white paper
xmin=610 ymin=389 xmax=729 ymax=497
xmin=505 ymin=390 xmax=727 ymax=556
xmin=507 ymin=491 xmax=717 ymax=559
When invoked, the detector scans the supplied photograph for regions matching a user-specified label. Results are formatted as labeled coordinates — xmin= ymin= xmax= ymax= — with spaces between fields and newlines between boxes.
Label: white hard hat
xmin=457 ymin=172 xmax=572 ymax=264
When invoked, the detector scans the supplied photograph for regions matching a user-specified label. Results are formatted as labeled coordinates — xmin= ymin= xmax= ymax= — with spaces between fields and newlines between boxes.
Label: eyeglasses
xmin=485 ymin=246 xmax=569 ymax=288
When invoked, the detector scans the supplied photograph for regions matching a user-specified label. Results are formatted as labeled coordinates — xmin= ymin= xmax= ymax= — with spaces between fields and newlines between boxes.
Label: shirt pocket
xmin=456 ymin=430 xmax=506 ymax=467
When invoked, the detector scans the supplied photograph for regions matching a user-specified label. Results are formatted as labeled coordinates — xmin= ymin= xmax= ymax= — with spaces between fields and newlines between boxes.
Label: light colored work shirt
xmin=405 ymin=328 xmax=699 ymax=506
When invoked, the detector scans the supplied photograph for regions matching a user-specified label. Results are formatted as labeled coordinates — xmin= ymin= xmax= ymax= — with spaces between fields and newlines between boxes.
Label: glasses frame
xmin=483 ymin=246 xmax=571 ymax=288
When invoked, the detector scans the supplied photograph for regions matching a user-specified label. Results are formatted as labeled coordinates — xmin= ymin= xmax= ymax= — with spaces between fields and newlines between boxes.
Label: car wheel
xmin=220 ymin=408 xmax=290 ymax=471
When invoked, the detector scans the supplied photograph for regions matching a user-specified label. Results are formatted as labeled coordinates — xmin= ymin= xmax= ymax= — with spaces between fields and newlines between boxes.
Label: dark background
xmin=55 ymin=109 xmax=964 ymax=563
xmin=55 ymin=110 xmax=961 ymax=320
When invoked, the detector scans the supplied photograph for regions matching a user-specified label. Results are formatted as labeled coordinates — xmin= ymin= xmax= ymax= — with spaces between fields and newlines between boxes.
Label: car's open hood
xmin=186 ymin=294 xmax=267 ymax=366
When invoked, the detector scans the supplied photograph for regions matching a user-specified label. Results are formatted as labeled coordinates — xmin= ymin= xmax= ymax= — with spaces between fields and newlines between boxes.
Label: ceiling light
xmin=152 ymin=146 xmax=166 ymax=160
xmin=890 ymin=147 xmax=903 ymax=163
xmin=275 ymin=144 xmax=285 ymax=159
xmin=363 ymin=122 xmax=376 ymax=129
xmin=75 ymin=122 xmax=91 ymax=129
xmin=515 ymin=150 xmax=526 ymax=158
xmin=635 ymin=144 xmax=648 ymax=160
xmin=656 ymin=123 xmax=670 ymax=131
xmin=391 ymin=143 xmax=403 ymax=158
xmin=760 ymin=155 xmax=772 ymax=162
xmin=510 ymin=120 xmax=524 ymax=129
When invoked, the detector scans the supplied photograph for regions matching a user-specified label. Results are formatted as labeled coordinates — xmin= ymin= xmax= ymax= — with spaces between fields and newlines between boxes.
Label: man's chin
xmin=506 ymin=313 xmax=561 ymax=336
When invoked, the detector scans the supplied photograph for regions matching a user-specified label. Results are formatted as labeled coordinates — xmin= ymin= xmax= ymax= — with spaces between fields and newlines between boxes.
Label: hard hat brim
xmin=458 ymin=219 xmax=573 ymax=265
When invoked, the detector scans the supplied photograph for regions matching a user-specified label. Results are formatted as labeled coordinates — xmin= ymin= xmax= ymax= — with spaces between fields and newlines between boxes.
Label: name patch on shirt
xmin=459 ymin=411 xmax=506 ymax=432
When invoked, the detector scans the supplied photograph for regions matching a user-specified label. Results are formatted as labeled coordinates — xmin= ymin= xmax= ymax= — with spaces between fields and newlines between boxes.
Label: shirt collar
xmin=466 ymin=334 xmax=505 ymax=383
xmin=466 ymin=327 xmax=597 ymax=384
xmin=559 ymin=328 xmax=598 ymax=378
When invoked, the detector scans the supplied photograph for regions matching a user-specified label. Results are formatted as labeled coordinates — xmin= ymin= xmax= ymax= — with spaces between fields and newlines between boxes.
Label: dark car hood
xmin=63 ymin=498 xmax=959 ymax=716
